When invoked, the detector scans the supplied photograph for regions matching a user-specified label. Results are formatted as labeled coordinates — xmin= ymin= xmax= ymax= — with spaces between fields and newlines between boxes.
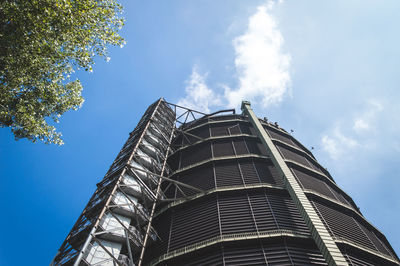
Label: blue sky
xmin=1 ymin=1 xmax=399 ymax=265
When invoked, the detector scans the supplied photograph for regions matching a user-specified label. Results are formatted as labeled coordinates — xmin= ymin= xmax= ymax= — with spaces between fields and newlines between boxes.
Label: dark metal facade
xmin=54 ymin=99 xmax=399 ymax=266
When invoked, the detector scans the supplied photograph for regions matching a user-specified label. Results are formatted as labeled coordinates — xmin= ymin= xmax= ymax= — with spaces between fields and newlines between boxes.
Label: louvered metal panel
xmin=233 ymin=138 xmax=249 ymax=155
xmin=239 ymin=122 xmax=252 ymax=135
xmin=248 ymin=193 xmax=278 ymax=231
xmin=292 ymin=167 xmax=338 ymax=200
xmin=268 ymin=193 xmax=310 ymax=234
xmin=166 ymin=197 xmax=220 ymax=252
xmin=286 ymin=245 xmax=328 ymax=265
xmin=224 ymin=241 xmax=327 ymax=266
xmin=170 ymin=249 xmax=224 ymax=266
xmin=246 ymin=139 xmax=267 ymax=155
xmin=228 ymin=123 xmax=242 ymax=135
xmin=175 ymin=164 xmax=215 ymax=196
xmin=180 ymin=141 xmax=211 ymax=168
xmin=358 ymin=221 xmax=394 ymax=257
xmin=223 ymin=245 xmax=267 ymax=265
xmin=239 ymin=160 xmax=261 ymax=184
xmin=213 ymin=140 xmax=235 ymax=157
xmin=312 ymin=201 xmax=377 ymax=251
xmin=186 ymin=125 xmax=210 ymax=144
xmin=289 ymin=164 xmax=356 ymax=209
xmin=211 ymin=122 xmax=240 ymax=136
xmin=254 ymin=160 xmax=283 ymax=187
xmin=344 ymin=254 xmax=376 ymax=266
xmin=277 ymin=144 xmax=311 ymax=168
xmin=218 ymin=193 xmax=256 ymax=234
xmin=215 ymin=161 xmax=244 ymax=187
xmin=159 ymin=240 xmax=327 ymax=266
xmin=266 ymin=127 xmax=298 ymax=148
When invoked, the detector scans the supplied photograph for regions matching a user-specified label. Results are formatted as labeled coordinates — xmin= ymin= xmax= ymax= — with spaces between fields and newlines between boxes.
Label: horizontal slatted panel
xmin=239 ymin=123 xmax=252 ymax=135
xmin=228 ymin=124 xmax=241 ymax=135
xmin=307 ymin=159 xmax=324 ymax=174
xmin=210 ymin=123 xmax=230 ymax=136
xmin=254 ymin=160 xmax=283 ymax=187
xmin=176 ymin=165 xmax=215 ymax=196
xmin=170 ymin=249 xmax=223 ymax=266
xmin=223 ymin=245 xmax=267 ymax=265
xmin=168 ymin=197 xmax=219 ymax=251
xmin=358 ymin=221 xmax=394 ymax=257
xmin=215 ymin=161 xmax=243 ymax=187
xmin=330 ymin=189 xmax=352 ymax=206
xmin=233 ymin=138 xmax=249 ymax=155
xmin=185 ymin=125 xmax=210 ymax=144
xmin=287 ymin=246 xmax=327 ymax=265
xmin=219 ymin=193 xmax=256 ymax=234
xmin=312 ymin=201 xmax=377 ymax=251
xmin=248 ymin=193 xmax=278 ymax=231
xmin=246 ymin=139 xmax=267 ymax=155
xmin=266 ymin=128 xmax=297 ymax=147
xmin=213 ymin=140 xmax=235 ymax=157
xmin=239 ymin=160 xmax=261 ymax=185
xmin=291 ymin=167 xmax=338 ymax=200
xmin=210 ymin=122 xmax=241 ymax=136
xmin=223 ymin=242 xmax=326 ymax=266
xmin=249 ymin=125 xmax=257 ymax=136
xmin=290 ymin=166 xmax=353 ymax=208
xmin=256 ymin=141 xmax=268 ymax=156
xmin=277 ymin=145 xmax=311 ymax=168
xmin=344 ymin=254 xmax=376 ymax=266
xmin=268 ymin=194 xmax=309 ymax=234
xmin=180 ymin=142 xmax=211 ymax=168
xmin=263 ymin=245 xmax=292 ymax=266
xmin=149 ymin=215 xmax=172 ymax=257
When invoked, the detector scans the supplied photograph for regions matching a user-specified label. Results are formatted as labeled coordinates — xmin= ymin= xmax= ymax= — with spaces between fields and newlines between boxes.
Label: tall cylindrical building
xmin=53 ymin=99 xmax=399 ymax=266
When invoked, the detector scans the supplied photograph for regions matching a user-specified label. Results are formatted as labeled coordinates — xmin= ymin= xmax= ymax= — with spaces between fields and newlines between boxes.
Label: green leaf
xmin=0 ymin=0 xmax=125 ymax=145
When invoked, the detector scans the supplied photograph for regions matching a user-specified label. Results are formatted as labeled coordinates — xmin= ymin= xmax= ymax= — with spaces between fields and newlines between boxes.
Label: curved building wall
xmin=145 ymin=114 xmax=399 ymax=266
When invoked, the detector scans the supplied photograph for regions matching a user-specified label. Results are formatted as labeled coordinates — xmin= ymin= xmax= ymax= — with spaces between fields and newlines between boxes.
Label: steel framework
xmin=52 ymin=98 xmax=234 ymax=266
xmin=53 ymin=98 xmax=400 ymax=266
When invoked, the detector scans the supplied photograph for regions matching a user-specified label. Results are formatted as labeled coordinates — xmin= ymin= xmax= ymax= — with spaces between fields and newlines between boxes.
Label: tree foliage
xmin=0 ymin=0 xmax=124 ymax=144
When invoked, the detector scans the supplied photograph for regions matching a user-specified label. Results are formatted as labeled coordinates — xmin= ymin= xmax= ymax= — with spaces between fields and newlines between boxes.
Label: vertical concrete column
xmin=241 ymin=101 xmax=348 ymax=266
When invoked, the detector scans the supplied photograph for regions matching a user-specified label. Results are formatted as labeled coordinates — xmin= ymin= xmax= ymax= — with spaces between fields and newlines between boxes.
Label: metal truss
xmin=52 ymin=99 xmax=234 ymax=266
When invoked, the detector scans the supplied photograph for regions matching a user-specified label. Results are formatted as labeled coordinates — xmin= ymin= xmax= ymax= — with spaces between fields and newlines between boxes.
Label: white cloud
xmin=321 ymin=127 xmax=359 ymax=160
xmin=321 ymin=99 xmax=386 ymax=160
xmin=178 ymin=1 xmax=291 ymax=112
xmin=352 ymin=99 xmax=383 ymax=133
xmin=225 ymin=2 xmax=291 ymax=108
xmin=353 ymin=119 xmax=370 ymax=132
xmin=177 ymin=66 xmax=221 ymax=114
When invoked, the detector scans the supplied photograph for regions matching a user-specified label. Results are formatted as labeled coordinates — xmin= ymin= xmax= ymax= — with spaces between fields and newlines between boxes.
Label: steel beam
xmin=241 ymin=100 xmax=348 ymax=266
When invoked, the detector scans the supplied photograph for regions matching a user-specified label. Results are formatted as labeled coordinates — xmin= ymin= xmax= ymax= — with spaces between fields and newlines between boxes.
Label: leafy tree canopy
xmin=0 ymin=0 xmax=124 ymax=144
